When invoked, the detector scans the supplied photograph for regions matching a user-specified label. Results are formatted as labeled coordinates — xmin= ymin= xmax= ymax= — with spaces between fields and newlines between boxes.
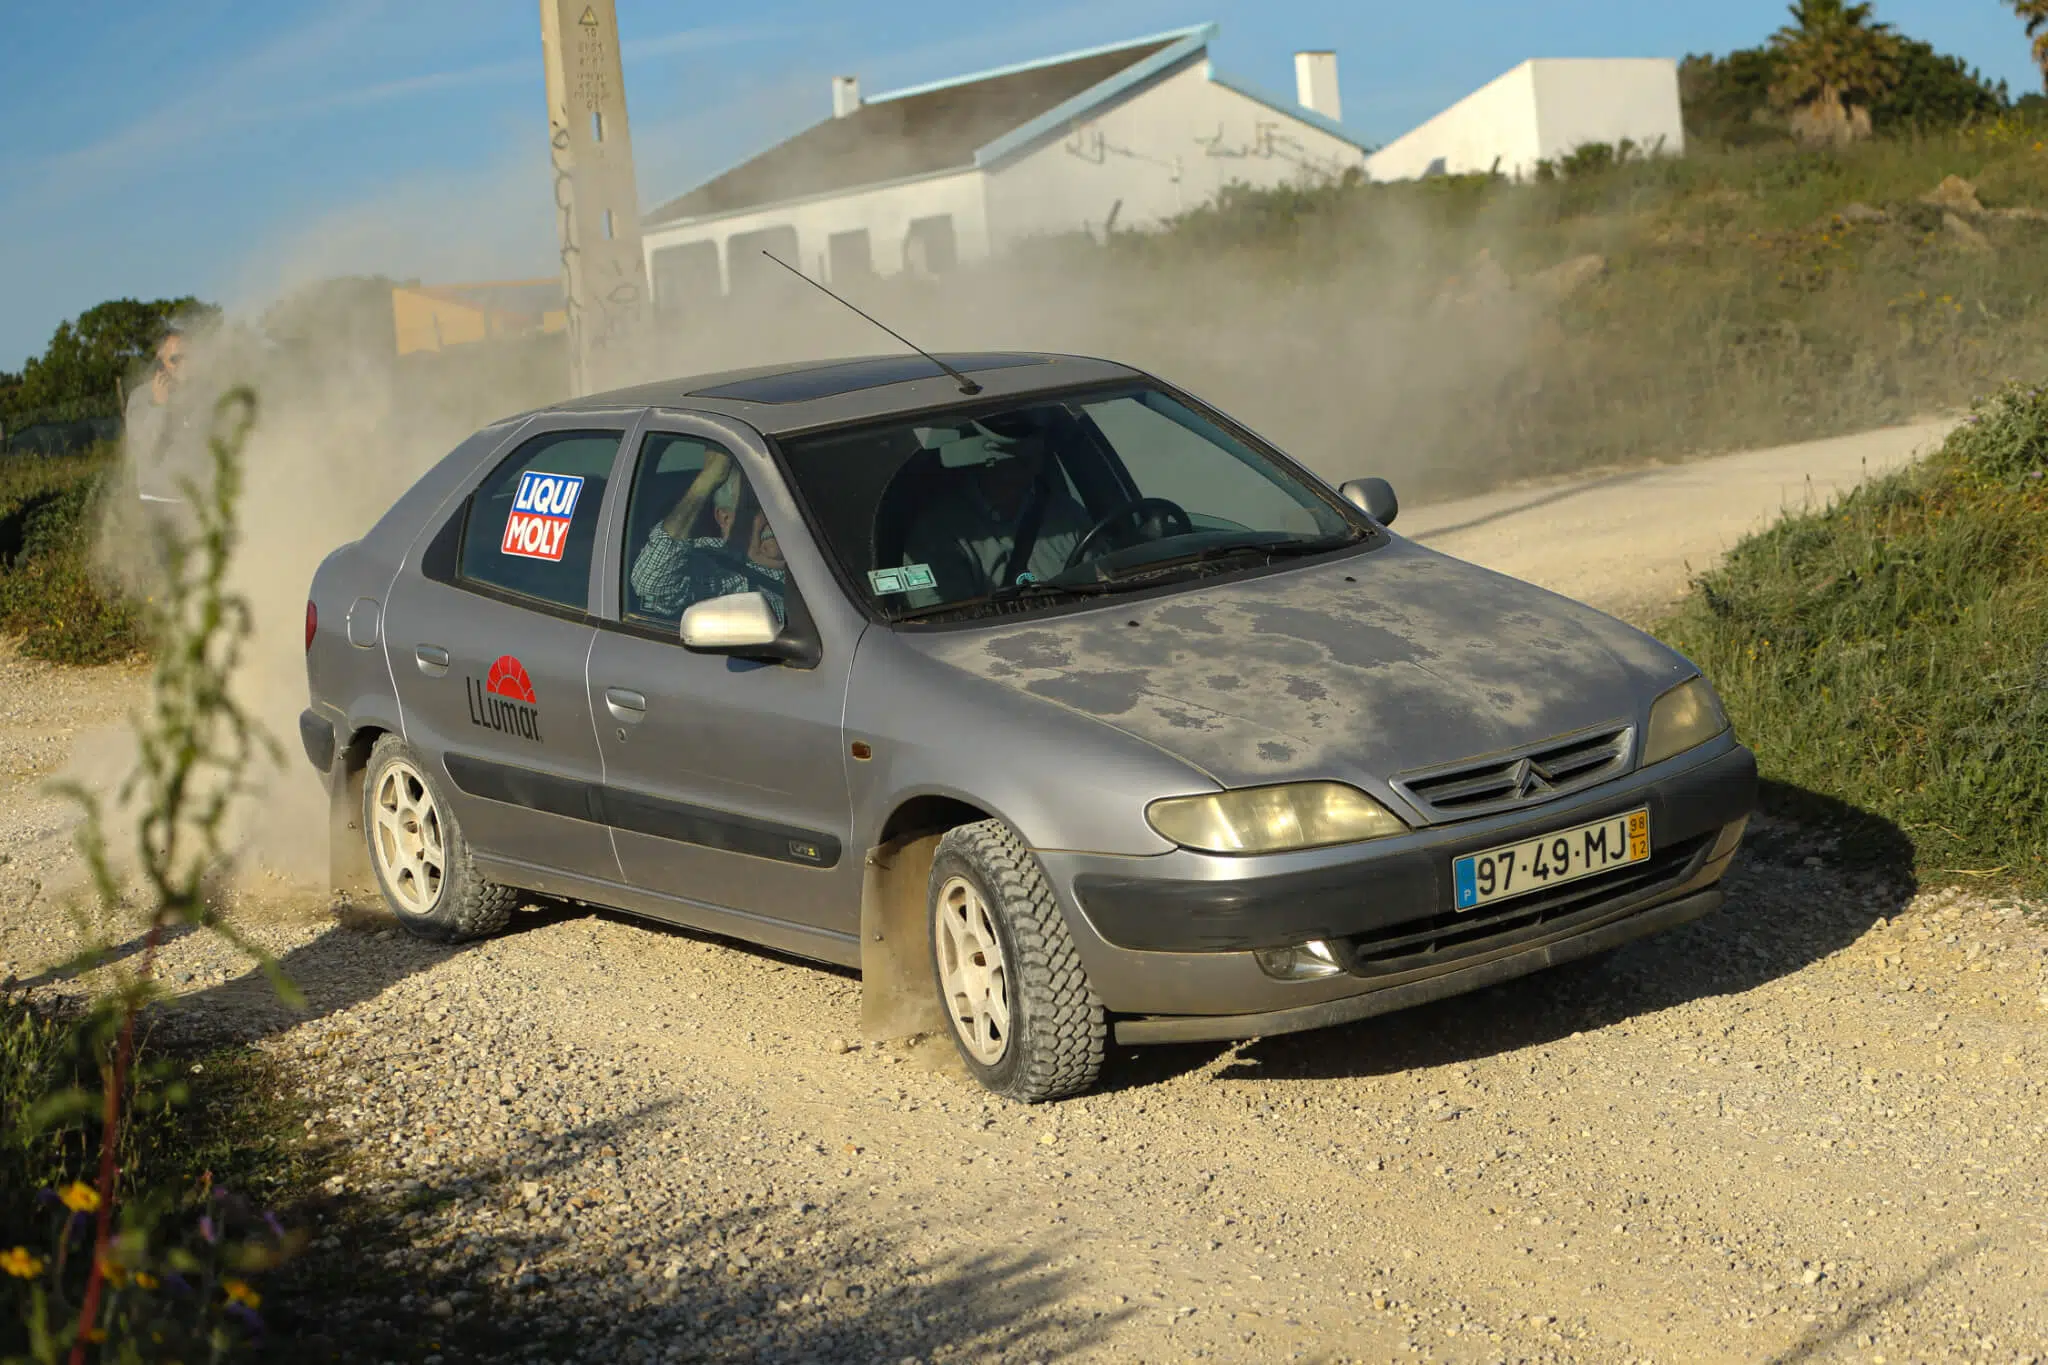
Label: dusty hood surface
xmin=911 ymin=538 xmax=1694 ymax=792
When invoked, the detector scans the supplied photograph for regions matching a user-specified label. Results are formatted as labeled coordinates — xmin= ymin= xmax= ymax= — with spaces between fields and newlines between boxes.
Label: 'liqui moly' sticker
xmin=501 ymin=471 xmax=586 ymax=561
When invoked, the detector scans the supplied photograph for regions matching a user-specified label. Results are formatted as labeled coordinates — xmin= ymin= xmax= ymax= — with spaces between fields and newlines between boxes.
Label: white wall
xmin=1365 ymin=62 xmax=1541 ymax=182
xmin=640 ymin=166 xmax=990 ymax=300
xmin=639 ymin=51 xmax=1372 ymax=299
xmin=1366 ymin=58 xmax=1683 ymax=182
xmin=985 ymin=60 xmax=1366 ymax=245
xmin=1528 ymin=59 xmax=1684 ymax=163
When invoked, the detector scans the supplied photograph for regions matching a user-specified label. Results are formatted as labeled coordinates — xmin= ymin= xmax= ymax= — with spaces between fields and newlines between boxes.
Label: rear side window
xmin=457 ymin=430 xmax=622 ymax=610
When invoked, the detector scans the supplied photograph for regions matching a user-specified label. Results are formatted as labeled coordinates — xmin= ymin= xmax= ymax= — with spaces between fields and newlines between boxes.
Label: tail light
xmin=305 ymin=600 xmax=318 ymax=652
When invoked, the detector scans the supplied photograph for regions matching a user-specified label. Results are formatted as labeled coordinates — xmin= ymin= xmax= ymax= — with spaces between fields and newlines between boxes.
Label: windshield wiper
xmin=891 ymin=577 xmax=1119 ymax=624
xmin=1089 ymin=531 xmax=1363 ymax=584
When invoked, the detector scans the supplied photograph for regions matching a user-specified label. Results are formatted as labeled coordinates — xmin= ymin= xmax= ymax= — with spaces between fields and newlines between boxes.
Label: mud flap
xmin=328 ymin=752 xmax=375 ymax=905
xmin=859 ymin=834 xmax=946 ymax=1042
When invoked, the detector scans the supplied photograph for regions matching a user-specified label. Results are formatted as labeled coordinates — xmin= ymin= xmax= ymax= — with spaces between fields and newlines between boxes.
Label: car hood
xmin=908 ymin=538 xmax=1695 ymax=794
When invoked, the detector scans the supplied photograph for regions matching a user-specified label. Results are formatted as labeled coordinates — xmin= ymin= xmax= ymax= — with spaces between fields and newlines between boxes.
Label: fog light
xmin=1254 ymin=939 xmax=1344 ymax=981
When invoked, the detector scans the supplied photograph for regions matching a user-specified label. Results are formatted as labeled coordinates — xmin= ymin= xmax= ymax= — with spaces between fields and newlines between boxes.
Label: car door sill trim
xmin=471 ymin=854 xmax=860 ymax=969
xmin=442 ymin=750 xmax=843 ymax=869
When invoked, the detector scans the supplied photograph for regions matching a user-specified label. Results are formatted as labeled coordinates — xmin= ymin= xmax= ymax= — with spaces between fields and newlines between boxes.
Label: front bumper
xmin=1038 ymin=736 xmax=1755 ymax=1035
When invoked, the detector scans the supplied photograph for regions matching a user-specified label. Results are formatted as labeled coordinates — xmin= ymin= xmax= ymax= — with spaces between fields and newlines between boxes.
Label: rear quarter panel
xmin=306 ymin=419 xmax=532 ymax=743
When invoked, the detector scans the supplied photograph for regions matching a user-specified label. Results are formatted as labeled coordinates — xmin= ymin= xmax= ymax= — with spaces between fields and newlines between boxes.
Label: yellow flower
xmin=222 ymin=1278 xmax=261 ymax=1309
xmin=135 ymin=1271 xmax=160 ymax=1290
xmin=96 ymin=1255 xmax=128 ymax=1287
xmin=58 ymin=1182 xmax=101 ymax=1214
xmin=1 ymin=1247 xmax=46 ymax=1279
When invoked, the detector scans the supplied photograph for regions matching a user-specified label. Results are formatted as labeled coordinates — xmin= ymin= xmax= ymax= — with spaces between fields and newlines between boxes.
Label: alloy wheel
xmin=371 ymin=759 xmax=446 ymax=915
xmin=935 ymin=875 xmax=1011 ymax=1065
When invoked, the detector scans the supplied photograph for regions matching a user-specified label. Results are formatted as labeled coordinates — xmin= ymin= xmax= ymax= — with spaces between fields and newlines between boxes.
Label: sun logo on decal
xmin=486 ymin=655 xmax=536 ymax=703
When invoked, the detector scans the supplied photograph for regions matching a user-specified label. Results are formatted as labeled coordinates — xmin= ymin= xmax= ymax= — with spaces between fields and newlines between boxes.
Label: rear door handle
xmin=604 ymin=687 xmax=647 ymax=723
xmin=414 ymin=644 xmax=450 ymax=677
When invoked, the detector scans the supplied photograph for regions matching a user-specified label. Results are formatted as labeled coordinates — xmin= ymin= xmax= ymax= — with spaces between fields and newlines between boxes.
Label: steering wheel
xmin=1061 ymin=496 xmax=1196 ymax=573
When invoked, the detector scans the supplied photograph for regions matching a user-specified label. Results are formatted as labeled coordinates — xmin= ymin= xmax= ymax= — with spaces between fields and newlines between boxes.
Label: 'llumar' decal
xmin=468 ymin=654 xmax=542 ymax=741
xmin=501 ymin=471 xmax=585 ymax=562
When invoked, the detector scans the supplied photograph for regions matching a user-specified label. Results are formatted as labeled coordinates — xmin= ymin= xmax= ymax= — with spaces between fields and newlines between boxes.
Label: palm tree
xmin=2010 ymin=0 xmax=2048 ymax=89
xmin=1769 ymin=0 xmax=1904 ymax=144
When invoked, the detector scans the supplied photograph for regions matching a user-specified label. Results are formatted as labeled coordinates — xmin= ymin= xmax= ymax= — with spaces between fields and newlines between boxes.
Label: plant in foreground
xmin=3 ymin=387 xmax=303 ymax=1364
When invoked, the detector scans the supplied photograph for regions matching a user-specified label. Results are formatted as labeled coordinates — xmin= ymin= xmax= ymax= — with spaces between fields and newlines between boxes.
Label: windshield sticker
xmin=501 ymin=471 xmax=585 ymax=562
xmin=467 ymin=654 xmax=541 ymax=742
xmin=867 ymin=563 xmax=936 ymax=595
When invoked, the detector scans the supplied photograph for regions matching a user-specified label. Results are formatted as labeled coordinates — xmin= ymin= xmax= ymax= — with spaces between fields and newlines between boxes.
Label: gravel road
xmin=4 ymin=421 xmax=2044 ymax=1365
xmin=1399 ymin=419 xmax=1956 ymax=620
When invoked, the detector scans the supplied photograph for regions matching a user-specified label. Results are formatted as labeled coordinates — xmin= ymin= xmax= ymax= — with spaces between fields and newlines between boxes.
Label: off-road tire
xmin=928 ymin=820 xmax=1106 ymax=1102
xmin=362 ymin=734 xmax=516 ymax=943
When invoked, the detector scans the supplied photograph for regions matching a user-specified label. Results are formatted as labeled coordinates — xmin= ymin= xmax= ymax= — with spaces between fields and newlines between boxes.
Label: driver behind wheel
xmin=903 ymin=436 xmax=1091 ymax=594
xmin=629 ymin=449 xmax=787 ymax=621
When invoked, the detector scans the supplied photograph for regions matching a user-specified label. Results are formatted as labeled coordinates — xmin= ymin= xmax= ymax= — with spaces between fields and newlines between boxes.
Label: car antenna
xmin=760 ymin=250 xmax=982 ymax=395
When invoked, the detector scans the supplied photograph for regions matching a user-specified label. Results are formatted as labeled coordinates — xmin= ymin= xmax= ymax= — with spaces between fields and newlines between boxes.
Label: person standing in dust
xmin=123 ymin=326 xmax=199 ymax=511
xmin=113 ymin=324 xmax=211 ymax=585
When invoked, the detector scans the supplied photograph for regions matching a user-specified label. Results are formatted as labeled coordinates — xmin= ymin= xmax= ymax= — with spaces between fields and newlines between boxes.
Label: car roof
xmin=538 ymin=351 xmax=1146 ymax=436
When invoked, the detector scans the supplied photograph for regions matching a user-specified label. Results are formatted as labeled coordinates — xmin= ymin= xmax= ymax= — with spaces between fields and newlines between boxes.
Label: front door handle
xmin=604 ymin=687 xmax=648 ymax=723
xmin=414 ymin=644 xmax=451 ymax=677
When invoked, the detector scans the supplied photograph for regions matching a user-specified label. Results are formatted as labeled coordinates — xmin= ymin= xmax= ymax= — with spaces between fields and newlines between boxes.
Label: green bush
xmin=1679 ymin=36 xmax=2010 ymax=147
xmin=1 ymin=996 xmax=314 ymax=1361
xmin=0 ymin=449 xmax=144 ymax=665
xmin=1658 ymin=381 xmax=2048 ymax=893
xmin=0 ymin=999 xmax=311 ymax=1246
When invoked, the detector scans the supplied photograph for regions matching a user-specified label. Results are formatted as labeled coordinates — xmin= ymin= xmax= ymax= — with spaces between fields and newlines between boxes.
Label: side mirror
xmin=679 ymin=590 xmax=820 ymax=668
xmin=1338 ymin=477 xmax=1399 ymax=527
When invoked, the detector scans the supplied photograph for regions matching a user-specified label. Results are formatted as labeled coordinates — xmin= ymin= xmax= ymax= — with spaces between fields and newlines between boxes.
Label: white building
xmin=1365 ymin=59 xmax=1685 ymax=182
xmin=639 ymin=23 xmax=1367 ymax=308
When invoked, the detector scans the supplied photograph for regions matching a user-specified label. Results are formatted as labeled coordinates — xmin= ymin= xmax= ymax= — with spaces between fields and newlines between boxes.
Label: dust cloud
xmin=80 ymin=151 xmax=1543 ymax=896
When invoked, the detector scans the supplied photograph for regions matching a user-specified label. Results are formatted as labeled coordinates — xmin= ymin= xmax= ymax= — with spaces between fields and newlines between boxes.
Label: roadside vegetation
xmin=1659 ymin=381 xmax=2048 ymax=896
xmin=1094 ymin=117 xmax=2048 ymax=498
xmin=0 ymin=393 xmax=316 ymax=1361
xmin=0 ymin=450 xmax=141 ymax=666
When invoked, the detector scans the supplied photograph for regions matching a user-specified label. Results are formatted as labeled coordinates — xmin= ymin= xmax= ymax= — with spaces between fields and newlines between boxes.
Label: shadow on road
xmin=1108 ymin=782 xmax=1917 ymax=1091
xmin=265 ymin=1096 xmax=1124 ymax=1363
xmin=144 ymin=891 xmax=594 ymax=1046
xmin=1767 ymin=1236 xmax=1990 ymax=1363
xmin=1403 ymin=465 xmax=1661 ymax=542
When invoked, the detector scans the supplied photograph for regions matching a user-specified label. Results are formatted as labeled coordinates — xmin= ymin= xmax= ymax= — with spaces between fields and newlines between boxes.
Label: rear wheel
xmin=363 ymin=735 xmax=515 ymax=942
xmin=929 ymin=820 xmax=1105 ymax=1102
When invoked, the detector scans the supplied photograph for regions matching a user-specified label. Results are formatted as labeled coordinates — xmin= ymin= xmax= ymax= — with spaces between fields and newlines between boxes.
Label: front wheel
xmin=928 ymin=821 xmax=1106 ymax=1102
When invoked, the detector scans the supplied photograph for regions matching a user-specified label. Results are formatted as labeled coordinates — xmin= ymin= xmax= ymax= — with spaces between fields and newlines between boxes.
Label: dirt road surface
xmin=1400 ymin=419 xmax=1956 ymax=620
xmin=4 ymin=421 xmax=2044 ymax=1365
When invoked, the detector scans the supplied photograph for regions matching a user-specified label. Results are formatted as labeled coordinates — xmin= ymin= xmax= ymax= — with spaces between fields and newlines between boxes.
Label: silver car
xmin=302 ymin=352 xmax=1754 ymax=1101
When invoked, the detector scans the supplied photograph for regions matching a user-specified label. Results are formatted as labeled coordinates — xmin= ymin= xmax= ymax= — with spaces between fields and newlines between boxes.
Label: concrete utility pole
xmin=540 ymin=0 xmax=650 ymax=396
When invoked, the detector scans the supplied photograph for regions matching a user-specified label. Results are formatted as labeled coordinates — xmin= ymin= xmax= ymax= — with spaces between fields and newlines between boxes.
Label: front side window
xmin=778 ymin=386 xmax=1367 ymax=622
xmin=621 ymin=432 xmax=788 ymax=628
xmin=457 ymin=429 xmax=622 ymax=610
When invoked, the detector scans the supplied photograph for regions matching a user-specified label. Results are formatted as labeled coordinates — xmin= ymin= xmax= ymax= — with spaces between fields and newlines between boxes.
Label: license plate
xmin=1453 ymin=808 xmax=1649 ymax=912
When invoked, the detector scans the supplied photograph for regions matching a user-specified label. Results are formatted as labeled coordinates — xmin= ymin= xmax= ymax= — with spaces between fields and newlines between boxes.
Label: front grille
xmin=1337 ymin=832 xmax=1711 ymax=977
xmin=1394 ymin=725 xmax=1634 ymax=822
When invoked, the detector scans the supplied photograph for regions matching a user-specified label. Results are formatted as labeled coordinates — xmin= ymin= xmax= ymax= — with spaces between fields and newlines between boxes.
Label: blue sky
xmin=1 ymin=0 xmax=2036 ymax=369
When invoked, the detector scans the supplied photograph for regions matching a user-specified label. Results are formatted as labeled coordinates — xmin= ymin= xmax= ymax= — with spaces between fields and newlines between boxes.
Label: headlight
xmin=1145 ymin=782 xmax=1407 ymax=855
xmin=1642 ymin=676 xmax=1729 ymax=767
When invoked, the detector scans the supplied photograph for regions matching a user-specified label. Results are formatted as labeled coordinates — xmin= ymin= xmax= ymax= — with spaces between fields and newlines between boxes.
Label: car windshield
xmin=777 ymin=385 xmax=1369 ymax=622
